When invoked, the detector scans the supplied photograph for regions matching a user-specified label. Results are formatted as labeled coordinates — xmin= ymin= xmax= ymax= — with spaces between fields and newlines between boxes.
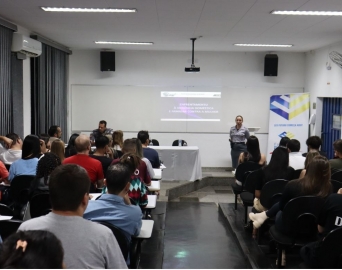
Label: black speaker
xmin=100 ymin=51 xmax=115 ymax=71
xmin=264 ymin=54 xmax=278 ymax=76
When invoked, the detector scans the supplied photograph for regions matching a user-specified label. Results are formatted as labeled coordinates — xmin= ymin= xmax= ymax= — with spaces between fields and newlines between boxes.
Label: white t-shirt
xmin=0 ymin=144 xmax=22 ymax=164
xmin=289 ymin=152 xmax=306 ymax=170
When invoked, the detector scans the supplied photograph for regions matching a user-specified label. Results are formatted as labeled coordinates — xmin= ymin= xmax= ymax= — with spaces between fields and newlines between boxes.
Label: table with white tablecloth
xmin=149 ymin=146 xmax=202 ymax=181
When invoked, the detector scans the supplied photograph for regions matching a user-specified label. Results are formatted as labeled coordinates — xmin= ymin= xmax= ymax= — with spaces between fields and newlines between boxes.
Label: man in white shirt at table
xmin=138 ymin=130 xmax=160 ymax=168
xmin=18 ymin=164 xmax=127 ymax=269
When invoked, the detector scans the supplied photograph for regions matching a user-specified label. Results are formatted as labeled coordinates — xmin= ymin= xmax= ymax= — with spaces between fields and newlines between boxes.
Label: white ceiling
xmin=1 ymin=0 xmax=342 ymax=52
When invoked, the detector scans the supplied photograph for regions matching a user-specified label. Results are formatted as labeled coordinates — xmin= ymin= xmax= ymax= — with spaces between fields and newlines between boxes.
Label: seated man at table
xmin=137 ymin=130 xmax=160 ymax=168
xmin=90 ymin=120 xmax=114 ymax=146
xmin=63 ymin=134 xmax=104 ymax=192
xmin=84 ymin=163 xmax=143 ymax=248
xmin=18 ymin=164 xmax=127 ymax=269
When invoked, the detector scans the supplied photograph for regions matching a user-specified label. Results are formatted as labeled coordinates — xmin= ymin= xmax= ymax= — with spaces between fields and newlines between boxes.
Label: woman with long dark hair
xmin=8 ymin=135 xmax=41 ymax=181
xmin=65 ymin=133 xmax=79 ymax=158
xmin=253 ymin=147 xmax=294 ymax=212
xmin=238 ymin=135 xmax=266 ymax=166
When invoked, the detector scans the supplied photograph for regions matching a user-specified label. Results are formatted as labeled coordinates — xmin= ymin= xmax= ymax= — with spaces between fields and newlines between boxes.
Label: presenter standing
xmin=230 ymin=115 xmax=250 ymax=169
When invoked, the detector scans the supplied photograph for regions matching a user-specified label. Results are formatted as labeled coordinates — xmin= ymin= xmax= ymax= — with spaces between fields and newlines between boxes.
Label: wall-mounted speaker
xmin=100 ymin=51 xmax=115 ymax=71
xmin=264 ymin=54 xmax=278 ymax=76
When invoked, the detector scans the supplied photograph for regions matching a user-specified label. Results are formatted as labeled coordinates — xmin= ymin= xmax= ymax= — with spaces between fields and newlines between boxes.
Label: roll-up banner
xmin=267 ymin=93 xmax=310 ymax=162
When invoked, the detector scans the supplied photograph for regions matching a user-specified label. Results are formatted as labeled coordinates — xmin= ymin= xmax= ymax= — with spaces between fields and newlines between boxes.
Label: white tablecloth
xmin=149 ymin=146 xmax=202 ymax=181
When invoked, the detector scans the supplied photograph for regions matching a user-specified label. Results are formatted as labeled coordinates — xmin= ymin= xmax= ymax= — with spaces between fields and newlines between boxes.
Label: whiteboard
xmin=71 ymin=84 xmax=304 ymax=133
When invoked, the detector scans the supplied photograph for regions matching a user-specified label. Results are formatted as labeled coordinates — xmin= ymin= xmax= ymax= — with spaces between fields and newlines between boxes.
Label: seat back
xmin=0 ymin=203 xmax=14 ymax=216
xmin=96 ymin=221 xmax=129 ymax=260
xmin=172 ymin=140 xmax=187 ymax=146
xmin=282 ymin=196 xmax=324 ymax=238
xmin=331 ymin=170 xmax=342 ymax=182
xmin=235 ymin=162 xmax=261 ymax=185
xmin=317 ymin=227 xmax=342 ymax=268
xmin=151 ymin=139 xmax=159 ymax=146
xmin=0 ymin=219 xmax=23 ymax=241
xmin=260 ymin=179 xmax=288 ymax=209
xmin=29 ymin=193 xmax=51 ymax=218
xmin=293 ymin=169 xmax=302 ymax=179
xmin=331 ymin=180 xmax=342 ymax=193
xmin=243 ymin=169 xmax=261 ymax=194
xmin=10 ymin=175 xmax=35 ymax=204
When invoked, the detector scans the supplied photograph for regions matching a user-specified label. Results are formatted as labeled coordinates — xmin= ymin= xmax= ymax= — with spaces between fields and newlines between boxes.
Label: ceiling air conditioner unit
xmin=11 ymin=33 xmax=42 ymax=57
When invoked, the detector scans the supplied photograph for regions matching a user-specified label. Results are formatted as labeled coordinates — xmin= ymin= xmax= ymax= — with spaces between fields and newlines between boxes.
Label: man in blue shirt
xmin=137 ymin=130 xmax=160 ymax=168
xmin=83 ymin=163 xmax=142 ymax=243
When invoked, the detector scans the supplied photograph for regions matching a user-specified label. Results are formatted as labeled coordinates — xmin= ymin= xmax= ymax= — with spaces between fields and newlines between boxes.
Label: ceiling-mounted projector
xmin=185 ymin=38 xmax=200 ymax=73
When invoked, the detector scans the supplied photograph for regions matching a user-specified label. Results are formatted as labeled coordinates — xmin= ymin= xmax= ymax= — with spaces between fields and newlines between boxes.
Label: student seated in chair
xmin=301 ymin=188 xmax=342 ymax=268
xmin=84 ymin=162 xmax=143 ymax=264
xmin=18 ymin=164 xmax=127 ymax=269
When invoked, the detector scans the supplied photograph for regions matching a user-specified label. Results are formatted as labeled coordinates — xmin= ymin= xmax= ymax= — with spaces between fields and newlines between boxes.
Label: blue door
xmin=321 ymin=98 xmax=342 ymax=159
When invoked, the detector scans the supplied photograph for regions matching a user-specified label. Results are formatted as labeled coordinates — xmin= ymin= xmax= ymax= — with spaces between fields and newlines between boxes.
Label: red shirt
xmin=0 ymin=162 xmax=9 ymax=180
xmin=63 ymin=154 xmax=104 ymax=184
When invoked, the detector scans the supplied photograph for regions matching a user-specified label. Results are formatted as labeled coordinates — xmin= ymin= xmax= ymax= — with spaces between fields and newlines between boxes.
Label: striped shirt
xmin=230 ymin=125 xmax=250 ymax=143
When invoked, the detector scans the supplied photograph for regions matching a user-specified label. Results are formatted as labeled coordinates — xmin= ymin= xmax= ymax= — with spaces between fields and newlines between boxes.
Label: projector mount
xmin=185 ymin=37 xmax=200 ymax=72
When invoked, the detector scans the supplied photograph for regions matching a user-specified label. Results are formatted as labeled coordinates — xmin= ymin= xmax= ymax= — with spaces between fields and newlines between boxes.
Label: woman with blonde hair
xmin=50 ymin=139 xmax=65 ymax=162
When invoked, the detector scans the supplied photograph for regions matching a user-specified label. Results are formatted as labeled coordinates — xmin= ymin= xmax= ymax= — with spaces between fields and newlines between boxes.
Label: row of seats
xmin=232 ymin=161 xmax=342 ymax=268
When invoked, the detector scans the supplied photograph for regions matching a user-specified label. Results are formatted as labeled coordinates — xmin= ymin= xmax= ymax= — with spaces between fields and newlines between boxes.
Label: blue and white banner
xmin=267 ymin=93 xmax=310 ymax=162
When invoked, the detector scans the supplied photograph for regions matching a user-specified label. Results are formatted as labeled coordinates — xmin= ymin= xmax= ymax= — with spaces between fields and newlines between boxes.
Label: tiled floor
xmin=158 ymin=169 xmax=236 ymax=204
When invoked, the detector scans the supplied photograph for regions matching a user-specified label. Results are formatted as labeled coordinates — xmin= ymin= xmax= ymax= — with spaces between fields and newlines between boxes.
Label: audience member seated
xmin=50 ymin=139 xmax=65 ymax=162
xmin=238 ymin=135 xmax=266 ymax=166
xmin=0 ymin=133 xmax=22 ymax=165
xmin=65 ymin=133 xmax=79 ymax=158
xmin=253 ymin=147 xmax=294 ymax=212
xmin=138 ymin=130 xmax=160 ymax=168
xmin=112 ymin=130 xmax=124 ymax=157
xmin=133 ymin=138 xmax=155 ymax=179
xmin=90 ymin=120 xmax=114 ymax=146
xmin=249 ymin=156 xmax=332 ymax=232
xmin=299 ymin=151 xmax=320 ymax=179
xmin=0 ymin=230 xmax=64 ymax=269
xmin=110 ymin=154 xmax=148 ymax=208
xmin=8 ymin=135 xmax=41 ymax=181
xmin=84 ymin=162 xmax=143 ymax=264
xmin=279 ymin=136 xmax=290 ymax=148
xmin=18 ymin=164 xmax=127 ymax=269
xmin=90 ymin=136 xmax=113 ymax=176
xmin=301 ymin=189 xmax=342 ymax=268
xmin=105 ymin=134 xmax=119 ymax=159
xmin=287 ymin=139 xmax=306 ymax=170
xmin=302 ymin=135 xmax=327 ymax=158
xmin=30 ymin=152 xmax=61 ymax=197
xmin=0 ymin=161 xmax=9 ymax=184
xmin=113 ymin=139 xmax=151 ymax=186
xmin=330 ymin=139 xmax=342 ymax=171
xmin=63 ymin=135 xmax=104 ymax=192
xmin=48 ymin=125 xmax=63 ymax=144
xmin=38 ymin=133 xmax=51 ymax=155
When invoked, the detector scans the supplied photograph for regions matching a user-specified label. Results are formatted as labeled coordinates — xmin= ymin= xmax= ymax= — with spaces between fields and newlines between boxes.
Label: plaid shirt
xmin=90 ymin=128 xmax=114 ymax=142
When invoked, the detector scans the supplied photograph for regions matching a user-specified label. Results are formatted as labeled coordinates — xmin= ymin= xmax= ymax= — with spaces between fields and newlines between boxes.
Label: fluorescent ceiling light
xmin=41 ymin=7 xmax=137 ymax=12
xmin=271 ymin=10 xmax=342 ymax=16
xmin=234 ymin=44 xmax=293 ymax=48
xmin=95 ymin=41 xmax=153 ymax=45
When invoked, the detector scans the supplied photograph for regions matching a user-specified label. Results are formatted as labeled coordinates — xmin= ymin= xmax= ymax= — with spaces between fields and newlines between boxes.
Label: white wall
xmin=69 ymin=50 xmax=305 ymax=167
xmin=305 ymin=41 xmax=342 ymax=136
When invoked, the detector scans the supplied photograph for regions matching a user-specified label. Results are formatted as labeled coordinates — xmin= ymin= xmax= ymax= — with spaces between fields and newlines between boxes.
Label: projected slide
xmin=160 ymin=91 xmax=221 ymax=121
